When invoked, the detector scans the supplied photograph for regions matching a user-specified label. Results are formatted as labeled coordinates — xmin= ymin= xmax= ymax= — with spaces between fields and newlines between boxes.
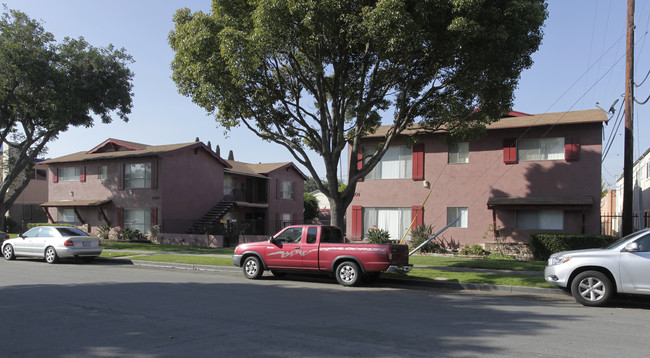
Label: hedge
xmin=530 ymin=233 xmax=617 ymax=261
xmin=27 ymin=223 xmax=75 ymax=229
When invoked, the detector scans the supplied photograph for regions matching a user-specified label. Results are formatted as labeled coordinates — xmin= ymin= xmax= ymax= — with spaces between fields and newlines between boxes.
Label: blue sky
xmin=3 ymin=0 xmax=649 ymax=189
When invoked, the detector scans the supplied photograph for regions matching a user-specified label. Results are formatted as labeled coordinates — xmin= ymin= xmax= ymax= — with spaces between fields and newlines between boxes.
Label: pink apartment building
xmin=347 ymin=109 xmax=608 ymax=248
xmin=41 ymin=138 xmax=306 ymax=241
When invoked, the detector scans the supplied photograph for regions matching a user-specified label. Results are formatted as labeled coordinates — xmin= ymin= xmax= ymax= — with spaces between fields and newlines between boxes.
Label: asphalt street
xmin=1 ymin=258 xmax=649 ymax=358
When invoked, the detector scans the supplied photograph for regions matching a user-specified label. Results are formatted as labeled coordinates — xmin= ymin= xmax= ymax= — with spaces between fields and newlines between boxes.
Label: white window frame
xmin=362 ymin=207 xmax=411 ymax=241
xmin=58 ymin=208 xmax=76 ymax=223
xmin=224 ymin=175 xmax=237 ymax=196
xmin=124 ymin=163 xmax=151 ymax=189
xmin=447 ymin=207 xmax=468 ymax=228
xmin=448 ymin=142 xmax=469 ymax=164
xmin=281 ymin=213 xmax=293 ymax=228
xmin=124 ymin=209 xmax=151 ymax=233
xmin=515 ymin=210 xmax=564 ymax=230
xmin=364 ymin=145 xmax=413 ymax=180
xmin=59 ymin=167 xmax=80 ymax=182
xmin=518 ymin=137 xmax=565 ymax=162
xmin=280 ymin=181 xmax=295 ymax=200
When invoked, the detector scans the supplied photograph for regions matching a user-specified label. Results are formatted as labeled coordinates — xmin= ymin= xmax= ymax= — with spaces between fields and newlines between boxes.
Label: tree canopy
xmin=169 ymin=0 xmax=547 ymax=228
xmin=0 ymin=7 xmax=134 ymax=230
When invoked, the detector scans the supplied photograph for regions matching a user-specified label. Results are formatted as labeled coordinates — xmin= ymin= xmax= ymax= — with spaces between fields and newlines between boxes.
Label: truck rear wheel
xmin=335 ymin=261 xmax=361 ymax=287
xmin=243 ymin=256 xmax=264 ymax=279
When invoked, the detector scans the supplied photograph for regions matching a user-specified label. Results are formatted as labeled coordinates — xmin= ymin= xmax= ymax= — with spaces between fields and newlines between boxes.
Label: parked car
xmin=545 ymin=228 xmax=650 ymax=306
xmin=233 ymin=225 xmax=412 ymax=286
xmin=1 ymin=226 xmax=102 ymax=264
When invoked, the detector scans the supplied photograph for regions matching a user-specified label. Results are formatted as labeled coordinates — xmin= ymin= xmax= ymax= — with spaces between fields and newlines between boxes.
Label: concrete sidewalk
xmin=100 ymin=249 xmax=564 ymax=297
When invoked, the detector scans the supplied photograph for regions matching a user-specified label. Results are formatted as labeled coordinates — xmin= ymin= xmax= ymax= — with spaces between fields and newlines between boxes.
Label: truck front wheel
xmin=243 ymin=256 xmax=264 ymax=279
xmin=335 ymin=261 xmax=361 ymax=287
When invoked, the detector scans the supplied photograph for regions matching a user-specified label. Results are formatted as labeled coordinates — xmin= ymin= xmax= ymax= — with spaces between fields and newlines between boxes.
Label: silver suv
xmin=545 ymin=229 xmax=650 ymax=306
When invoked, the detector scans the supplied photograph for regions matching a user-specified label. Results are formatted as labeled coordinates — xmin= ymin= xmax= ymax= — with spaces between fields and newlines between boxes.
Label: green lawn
xmin=99 ymin=241 xmax=553 ymax=288
xmin=101 ymin=241 xmax=235 ymax=255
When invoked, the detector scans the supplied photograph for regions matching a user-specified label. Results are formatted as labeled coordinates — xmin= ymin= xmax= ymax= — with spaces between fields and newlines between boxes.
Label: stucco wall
xmin=347 ymin=122 xmax=603 ymax=247
xmin=266 ymin=166 xmax=305 ymax=234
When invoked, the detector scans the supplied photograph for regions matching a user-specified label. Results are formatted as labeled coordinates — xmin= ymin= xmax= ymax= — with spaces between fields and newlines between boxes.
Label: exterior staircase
xmin=186 ymin=200 xmax=235 ymax=234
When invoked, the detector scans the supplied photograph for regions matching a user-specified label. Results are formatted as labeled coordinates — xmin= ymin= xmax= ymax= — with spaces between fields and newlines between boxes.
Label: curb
xmin=101 ymin=257 xmax=566 ymax=297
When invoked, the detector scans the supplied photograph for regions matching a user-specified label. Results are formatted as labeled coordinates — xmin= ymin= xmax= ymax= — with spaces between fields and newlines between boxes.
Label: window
xmin=447 ymin=207 xmax=468 ymax=228
xmin=448 ymin=142 xmax=469 ymax=164
xmin=224 ymin=175 xmax=237 ymax=196
xmin=279 ymin=181 xmax=295 ymax=200
xmin=275 ymin=227 xmax=303 ymax=243
xmin=124 ymin=209 xmax=150 ymax=233
xmin=307 ymin=227 xmax=318 ymax=244
xmin=363 ymin=207 xmax=411 ymax=241
xmin=515 ymin=210 xmax=563 ymax=230
xmin=364 ymin=145 xmax=412 ymax=180
xmin=58 ymin=208 xmax=76 ymax=223
xmin=124 ymin=163 xmax=151 ymax=189
xmin=58 ymin=167 xmax=80 ymax=182
xmin=518 ymin=138 xmax=564 ymax=161
xmin=647 ymin=162 xmax=650 ymax=179
xmin=34 ymin=169 xmax=47 ymax=180
xmin=281 ymin=213 xmax=293 ymax=227
xmin=321 ymin=226 xmax=344 ymax=243
xmin=98 ymin=166 xmax=107 ymax=180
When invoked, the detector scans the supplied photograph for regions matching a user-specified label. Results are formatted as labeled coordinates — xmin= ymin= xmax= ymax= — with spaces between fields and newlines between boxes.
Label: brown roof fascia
xmin=361 ymin=109 xmax=609 ymax=139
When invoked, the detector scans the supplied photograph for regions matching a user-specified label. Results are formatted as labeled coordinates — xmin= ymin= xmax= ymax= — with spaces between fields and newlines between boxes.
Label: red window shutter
xmin=351 ymin=206 xmax=363 ymax=239
xmin=357 ymin=152 xmax=364 ymax=182
xmin=150 ymin=207 xmax=158 ymax=227
xmin=502 ymin=138 xmax=517 ymax=164
xmin=565 ymin=137 xmax=580 ymax=161
xmin=117 ymin=207 xmax=124 ymax=228
xmin=411 ymin=206 xmax=424 ymax=228
xmin=52 ymin=168 xmax=58 ymax=183
xmin=412 ymin=143 xmax=424 ymax=181
xmin=80 ymin=166 xmax=86 ymax=183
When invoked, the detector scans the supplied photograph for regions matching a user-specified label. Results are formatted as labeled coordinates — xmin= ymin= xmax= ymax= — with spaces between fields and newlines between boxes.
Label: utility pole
xmin=622 ymin=0 xmax=635 ymax=236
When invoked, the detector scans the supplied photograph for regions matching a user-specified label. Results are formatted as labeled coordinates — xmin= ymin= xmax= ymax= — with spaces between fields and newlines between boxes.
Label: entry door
xmin=620 ymin=234 xmax=650 ymax=293
xmin=264 ymin=227 xmax=305 ymax=268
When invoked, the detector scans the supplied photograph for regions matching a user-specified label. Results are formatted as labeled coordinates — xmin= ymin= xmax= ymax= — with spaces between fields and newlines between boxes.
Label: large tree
xmin=169 ymin=0 xmax=547 ymax=229
xmin=0 ymin=7 xmax=134 ymax=230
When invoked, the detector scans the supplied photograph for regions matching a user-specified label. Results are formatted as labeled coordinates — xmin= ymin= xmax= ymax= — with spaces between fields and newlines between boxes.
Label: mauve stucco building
xmin=41 ymin=139 xmax=306 ymax=241
xmin=346 ymin=109 xmax=608 ymax=248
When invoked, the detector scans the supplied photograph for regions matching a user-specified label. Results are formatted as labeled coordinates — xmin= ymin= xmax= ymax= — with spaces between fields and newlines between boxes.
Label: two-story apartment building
xmin=347 ymin=109 xmax=608 ymax=248
xmin=41 ymin=139 xmax=306 ymax=240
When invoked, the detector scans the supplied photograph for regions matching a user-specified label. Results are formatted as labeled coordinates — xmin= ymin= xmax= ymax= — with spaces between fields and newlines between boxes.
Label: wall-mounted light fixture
xmin=423 ymin=181 xmax=430 ymax=189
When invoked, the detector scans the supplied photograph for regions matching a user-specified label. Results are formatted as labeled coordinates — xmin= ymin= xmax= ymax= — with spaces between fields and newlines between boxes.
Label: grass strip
xmin=100 ymin=251 xmax=141 ymax=258
xmin=385 ymin=268 xmax=553 ymax=288
xmin=101 ymin=241 xmax=235 ymax=255
xmin=409 ymin=255 xmax=546 ymax=271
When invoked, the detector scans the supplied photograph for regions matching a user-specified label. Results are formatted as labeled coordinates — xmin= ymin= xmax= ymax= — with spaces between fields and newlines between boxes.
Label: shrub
xmin=366 ymin=227 xmax=391 ymax=244
xmin=530 ymin=233 xmax=617 ymax=260
xmin=459 ymin=244 xmax=485 ymax=256
xmin=485 ymin=252 xmax=516 ymax=260
xmin=117 ymin=227 xmax=147 ymax=241
xmin=97 ymin=225 xmax=111 ymax=240
xmin=409 ymin=224 xmax=444 ymax=253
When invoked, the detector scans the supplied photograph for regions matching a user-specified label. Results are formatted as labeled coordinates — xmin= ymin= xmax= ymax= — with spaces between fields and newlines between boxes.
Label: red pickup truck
xmin=232 ymin=225 xmax=412 ymax=286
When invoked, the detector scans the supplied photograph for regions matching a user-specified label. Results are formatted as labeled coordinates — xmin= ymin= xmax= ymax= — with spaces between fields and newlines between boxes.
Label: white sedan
xmin=2 ymin=226 xmax=102 ymax=264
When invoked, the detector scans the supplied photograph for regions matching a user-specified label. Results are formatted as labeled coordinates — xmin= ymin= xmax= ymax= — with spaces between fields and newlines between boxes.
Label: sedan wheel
xmin=45 ymin=246 xmax=59 ymax=264
xmin=571 ymin=270 xmax=613 ymax=307
xmin=3 ymin=244 xmax=15 ymax=260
